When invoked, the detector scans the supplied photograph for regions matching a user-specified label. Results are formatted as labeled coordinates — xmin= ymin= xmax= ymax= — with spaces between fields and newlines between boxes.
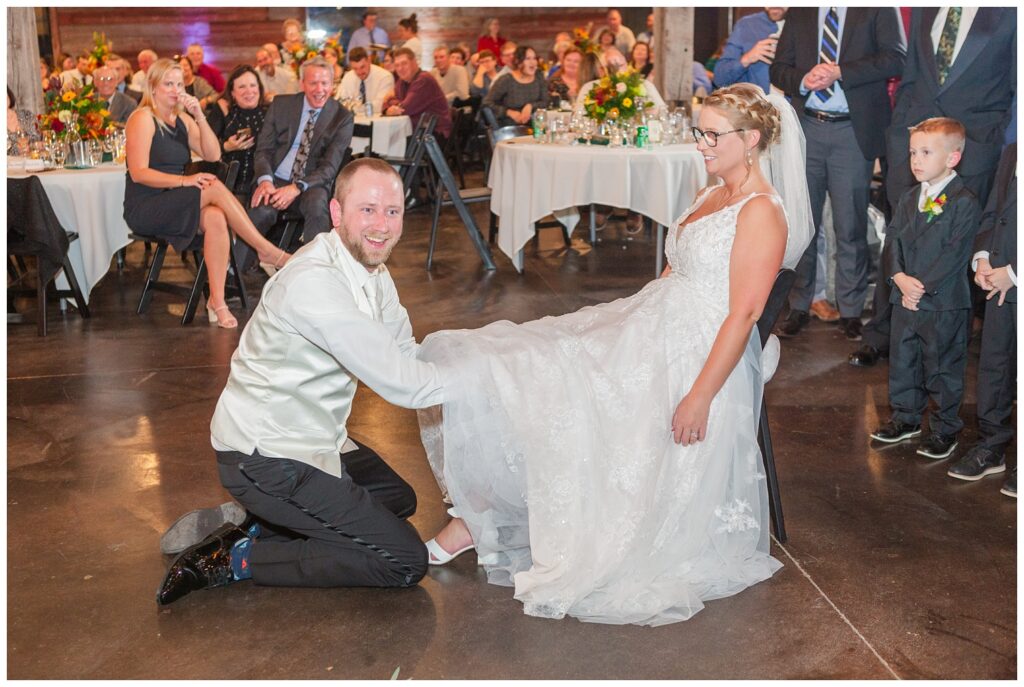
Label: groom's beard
xmin=338 ymin=225 xmax=398 ymax=269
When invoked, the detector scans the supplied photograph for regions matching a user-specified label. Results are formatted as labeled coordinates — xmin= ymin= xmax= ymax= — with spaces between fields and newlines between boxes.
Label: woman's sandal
xmin=425 ymin=538 xmax=475 ymax=566
xmin=207 ymin=304 xmax=238 ymax=329
xmin=259 ymin=249 xmax=290 ymax=277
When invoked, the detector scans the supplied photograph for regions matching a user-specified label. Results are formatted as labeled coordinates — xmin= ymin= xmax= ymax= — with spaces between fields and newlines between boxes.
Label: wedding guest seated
xmin=123 ymin=58 xmax=290 ymax=329
xmin=337 ymin=47 xmax=394 ymax=113
xmin=596 ymin=29 xmax=618 ymax=68
xmin=576 ymin=50 xmax=667 ymax=112
xmin=207 ymin=65 xmax=268 ymax=200
xmin=382 ymin=48 xmax=452 ymax=142
xmin=431 ymin=46 xmax=470 ymax=104
xmin=92 ymin=64 xmax=137 ymax=125
xmin=322 ymin=45 xmax=344 ymax=89
xmin=247 ymin=57 xmax=354 ymax=255
xmin=470 ymin=49 xmax=499 ymax=99
xmin=547 ymin=38 xmax=573 ymax=80
xmin=7 ymin=87 xmax=37 ymax=141
xmin=380 ymin=47 xmax=397 ymax=74
xmin=629 ymin=41 xmax=653 ymax=79
xmin=346 ymin=10 xmax=391 ymax=57
xmin=477 ymin=17 xmax=507 ymax=65
xmin=186 ymin=43 xmax=226 ymax=94
xmin=58 ymin=53 xmax=75 ymax=74
xmin=870 ymin=118 xmax=981 ymax=461
xmin=547 ymin=46 xmax=584 ymax=106
xmin=483 ymin=45 xmax=547 ymax=128
xmin=61 ymin=51 xmax=92 ymax=88
xmin=131 ymin=49 xmax=157 ymax=92
xmin=103 ymin=53 xmax=140 ymax=103
xmin=495 ymin=41 xmax=517 ymax=79
xmin=39 ymin=57 xmax=51 ymax=91
xmin=177 ymin=55 xmax=217 ymax=110
xmin=450 ymin=46 xmax=469 ymax=68
xmin=602 ymin=8 xmax=637 ymax=56
xmin=396 ymin=13 xmax=422 ymax=65
xmin=280 ymin=18 xmax=305 ymax=66
xmin=256 ymin=45 xmax=299 ymax=102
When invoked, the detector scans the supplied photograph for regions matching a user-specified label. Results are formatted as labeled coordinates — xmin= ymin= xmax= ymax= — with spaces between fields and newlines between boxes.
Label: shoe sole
xmin=948 ymin=464 xmax=1007 ymax=481
xmin=160 ymin=502 xmax=247 ymax=555
xmin=917 ymin=442 xmax=958 ymax=460
xmin=1000 ymin=487 xmax=1017 ymax=498
xmin=870 ymin=429 xmax=922 ymax=443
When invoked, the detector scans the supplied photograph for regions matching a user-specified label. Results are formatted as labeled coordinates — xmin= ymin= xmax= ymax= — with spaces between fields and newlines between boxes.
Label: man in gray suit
xmin=247 ymin=56 xmax=354 ymax=254
xmin=92 ymin=65 xmax=136 ymax=125
xmin=770 ymin=7 xmax=906 ymax=342
xmin=851 ymin=7 xmax=1017 ymax=367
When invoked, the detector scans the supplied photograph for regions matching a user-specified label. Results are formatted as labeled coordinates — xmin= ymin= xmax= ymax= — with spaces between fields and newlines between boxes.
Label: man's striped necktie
xmin=816 ymin=7 xmax=840 ymax=102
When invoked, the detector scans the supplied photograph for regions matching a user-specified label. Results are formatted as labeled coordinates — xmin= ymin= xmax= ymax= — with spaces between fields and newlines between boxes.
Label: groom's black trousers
xmin=216 ymin=442 xmax=428 ymax=588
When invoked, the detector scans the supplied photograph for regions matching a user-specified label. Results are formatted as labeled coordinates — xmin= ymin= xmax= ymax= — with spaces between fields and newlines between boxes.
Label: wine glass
xmin=581 ymin=117 xmax=596 ymax=145
xmin=51 ymin=140 xmax=67 ymax=167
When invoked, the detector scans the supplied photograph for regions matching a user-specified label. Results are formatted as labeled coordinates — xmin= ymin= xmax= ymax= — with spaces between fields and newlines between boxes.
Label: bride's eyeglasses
xmin=691 ymin=127 xmax=746 ymax=147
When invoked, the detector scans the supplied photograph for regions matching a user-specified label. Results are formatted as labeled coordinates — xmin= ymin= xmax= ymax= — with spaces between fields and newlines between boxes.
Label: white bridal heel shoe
xmin=425 ymin=506 xmax=475 ymax=565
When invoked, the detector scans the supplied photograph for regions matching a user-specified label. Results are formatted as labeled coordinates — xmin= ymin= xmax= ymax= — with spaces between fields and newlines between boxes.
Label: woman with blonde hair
xmin=123 ymin=58 xmax=290 ymax=329
xmin=418 ymin=83 xmax=813 ymax=625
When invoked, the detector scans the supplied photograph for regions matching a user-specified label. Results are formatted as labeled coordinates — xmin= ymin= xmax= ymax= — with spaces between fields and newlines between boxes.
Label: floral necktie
xmin=290 ymin=108 xmax=320 ymax=182
xmin=935 ymin=7 xmax=962 ymax=85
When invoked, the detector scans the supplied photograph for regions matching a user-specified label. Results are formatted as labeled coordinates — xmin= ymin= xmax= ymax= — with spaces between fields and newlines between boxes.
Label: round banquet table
xmin=351 ymin=114 xmax=412 ymax=158
xmin=487 ymin=137 xmax=709 ymax=274
xmin=8 ymin=162 xmax=131 ymax=304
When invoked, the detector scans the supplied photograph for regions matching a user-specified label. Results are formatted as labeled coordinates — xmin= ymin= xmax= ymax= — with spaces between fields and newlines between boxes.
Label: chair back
xmin=7 ymin=176 xmax=71 ymax=278
xmin=453 ymin=95 xmax=481 ymax=116
xmin=353 ymin=121 xmax=374 ymax=140
xmin=756 ymin=269 xmax=796 ymax=348
xmin=487 ymin=125 xmax=531 ymax=151
xmin=480 ymin=105 xmax=499 ymax=129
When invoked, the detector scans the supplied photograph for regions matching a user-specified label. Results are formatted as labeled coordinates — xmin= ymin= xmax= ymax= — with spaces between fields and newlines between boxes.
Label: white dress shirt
xmin=210 ymin=230 xmax=445 ymax=477
xmin=335 ymin=63 xmax=395 ymax=112
xmin=930 ymin=7 xmax=979 ymax=65
xmin=131 ymin=69 xmax=147 ymax=92
xmin=258 ymin=66 xmax=300 ymax=98
xmin=402 ymin=36 xmax=423 ymax=64
xmin=917 ymin=169 xmax=958 ymax=211
xmin=431 ymin=64 xmax=470 ymax=103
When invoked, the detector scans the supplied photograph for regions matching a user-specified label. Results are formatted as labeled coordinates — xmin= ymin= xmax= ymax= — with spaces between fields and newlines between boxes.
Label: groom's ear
xmin=329 ymin=197 xmax=342 ymax=229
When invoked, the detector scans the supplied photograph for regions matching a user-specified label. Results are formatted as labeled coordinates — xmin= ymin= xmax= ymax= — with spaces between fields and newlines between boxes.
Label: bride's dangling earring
xmin=746 ymin=148 xmax=753 ymax=168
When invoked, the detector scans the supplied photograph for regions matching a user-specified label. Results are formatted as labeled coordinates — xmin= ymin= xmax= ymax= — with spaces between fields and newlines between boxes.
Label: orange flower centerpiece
xmin=582 ymin=68 xmax=653 ymax=124
xmin=39 ymin=79 xmax=112 ymax=141
xmin=287 ymin=33 xmax=326 ymax=76
xmin=88 ymin=31 xmax=113 ymax=73
xmin=572 ymin=25 xmax=601 ymax=56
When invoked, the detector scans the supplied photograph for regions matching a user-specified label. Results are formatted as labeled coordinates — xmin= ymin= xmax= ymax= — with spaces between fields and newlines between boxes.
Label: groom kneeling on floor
xmin=157 ymin=158 xmax=447 ymax=605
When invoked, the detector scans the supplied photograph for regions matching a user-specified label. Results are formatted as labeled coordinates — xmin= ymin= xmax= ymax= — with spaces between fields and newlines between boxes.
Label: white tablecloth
xmin=8 ymin=163 xmax=131 ymax=304
xmin=351 ymin=114 xmax=412 ymax=158
xmin=488 ymin=138 xmax=709 ymax=272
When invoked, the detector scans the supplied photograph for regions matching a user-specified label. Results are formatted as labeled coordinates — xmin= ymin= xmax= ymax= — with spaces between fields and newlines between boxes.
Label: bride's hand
xmin=671 ymin=391 xmax=710 ymax=446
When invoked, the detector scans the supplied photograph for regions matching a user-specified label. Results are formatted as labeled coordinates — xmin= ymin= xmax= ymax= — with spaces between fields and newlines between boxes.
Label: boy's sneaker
xmin=916 ymin=432 xmax=958 ymax=460
xmin=1000 ymin=467 xmax=1017 ymax=498
xmin=947 ymin=446 xmax=1006 ymax=481
xmin=870 ymin=420 xmax=922 ymax=444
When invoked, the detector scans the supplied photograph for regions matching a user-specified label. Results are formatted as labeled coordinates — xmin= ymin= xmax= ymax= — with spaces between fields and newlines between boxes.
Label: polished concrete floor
xmin=7 ymin=196 xmax=1017 ymax=679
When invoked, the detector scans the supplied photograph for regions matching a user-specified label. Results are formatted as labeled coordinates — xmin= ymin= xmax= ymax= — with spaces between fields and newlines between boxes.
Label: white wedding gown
xmin=418 ymin=189 xmax=784 ymax=626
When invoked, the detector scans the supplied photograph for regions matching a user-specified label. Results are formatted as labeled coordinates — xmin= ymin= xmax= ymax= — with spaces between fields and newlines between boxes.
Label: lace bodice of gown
xmin=664 ymin=187 xmax=772 ymax=315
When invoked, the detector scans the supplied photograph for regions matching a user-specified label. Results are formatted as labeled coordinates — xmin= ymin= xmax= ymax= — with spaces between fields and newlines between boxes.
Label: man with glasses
xmin=770 ymin=8 xmax=905 ymax=342
xmin=92 ymin=65 xmax=136 ymax=125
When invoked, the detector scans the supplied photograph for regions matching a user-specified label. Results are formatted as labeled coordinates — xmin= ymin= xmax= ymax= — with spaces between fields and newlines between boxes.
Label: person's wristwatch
xmin=296 ymin=180 xmax=309 ymax=193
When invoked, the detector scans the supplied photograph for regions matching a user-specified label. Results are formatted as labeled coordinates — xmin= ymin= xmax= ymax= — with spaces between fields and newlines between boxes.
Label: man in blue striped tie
xmin=770 ymin=8 xmax=905 ymax=342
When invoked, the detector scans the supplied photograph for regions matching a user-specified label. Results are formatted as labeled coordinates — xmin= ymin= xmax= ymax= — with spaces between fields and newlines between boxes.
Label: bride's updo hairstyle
xmin=703 ymin=83 xmax=781 ymax=152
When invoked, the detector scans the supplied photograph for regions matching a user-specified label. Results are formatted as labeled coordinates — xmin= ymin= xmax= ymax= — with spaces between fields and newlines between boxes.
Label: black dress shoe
xmin=848 ymin=344 xmax=888 ymax=367
xmin=1001 ymin=467 xmax=1017 ymax=498
xmin=870 ymin=419 xmax=922 ymax=444
xmin=947 ymin=446 xmax=1006 ymax=481
xmin=916 ymin=432 xmax=959 ymax=460
xmin=839 ymin=317 xmax=863 ymax=341
xmin=156 ymin=524 xmax=247 ymax=606
xmin=776 ymin=310 xmax=809 ymax=338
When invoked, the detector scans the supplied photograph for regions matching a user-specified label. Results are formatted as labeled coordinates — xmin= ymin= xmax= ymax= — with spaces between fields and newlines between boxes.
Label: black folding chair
xmin=422 ymin=134 xmax=496 ymax=271
xmin=352 ymin=121 xmax=374 ymax=159
xmin=754 ymin=268 xmax=797 ymax=543
xmin=7 ymin=176 xmax=91 ymax=336
xmin=378 ymin=114 xmax=437 ymax=200
xmin=131 ymin=160 xmax=248 ymax=325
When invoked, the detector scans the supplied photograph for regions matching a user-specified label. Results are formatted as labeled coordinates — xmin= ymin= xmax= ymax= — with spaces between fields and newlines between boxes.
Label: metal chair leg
xmin=758 ymin=399 xmax=787 ymax=543
xmin=137 ymin=243 xmax=167 ymax=314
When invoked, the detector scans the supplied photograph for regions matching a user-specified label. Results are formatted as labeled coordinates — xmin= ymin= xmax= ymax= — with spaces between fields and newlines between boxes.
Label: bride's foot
xmin=258 ymin=248 xmax=291 ymax=276
xmin=425 ymin=517 xmax=474 ymax=566
xmin=206 ymin=301 xmax=238 ymax=329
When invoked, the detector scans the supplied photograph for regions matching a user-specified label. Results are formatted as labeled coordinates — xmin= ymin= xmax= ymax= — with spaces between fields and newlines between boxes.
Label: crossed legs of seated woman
xmin=197 ymin=180 xmax=289 ymax=328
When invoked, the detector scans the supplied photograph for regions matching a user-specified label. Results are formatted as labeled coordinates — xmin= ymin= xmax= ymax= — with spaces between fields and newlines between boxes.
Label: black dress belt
xmin=804 ymin=108 xmax=851 ymax=123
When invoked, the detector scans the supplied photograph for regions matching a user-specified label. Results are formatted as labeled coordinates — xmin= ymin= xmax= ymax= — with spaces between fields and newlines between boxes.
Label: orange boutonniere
xmin=922 ymin=193 xmax=947 ymax=223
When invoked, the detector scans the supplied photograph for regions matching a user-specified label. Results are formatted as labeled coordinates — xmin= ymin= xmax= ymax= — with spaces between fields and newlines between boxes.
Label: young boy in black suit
xmin=947 ymin=143 xmax=1017 ymax=495
xmin=870 ymin=117 xmax=981 ymax=459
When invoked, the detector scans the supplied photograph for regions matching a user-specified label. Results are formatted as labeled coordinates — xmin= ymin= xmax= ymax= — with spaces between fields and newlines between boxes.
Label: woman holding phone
xmin=206 ymin=65 xmax=269 ymax=201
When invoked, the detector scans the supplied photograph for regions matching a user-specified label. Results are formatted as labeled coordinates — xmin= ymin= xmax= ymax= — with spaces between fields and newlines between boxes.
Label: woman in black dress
xmin=124 ymin=58 xmax=289 ymax=329
xmin=207 ymin=65 xmax=267 ymax=201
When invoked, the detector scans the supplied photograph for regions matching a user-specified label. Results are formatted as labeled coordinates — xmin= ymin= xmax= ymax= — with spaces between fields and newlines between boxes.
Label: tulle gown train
xmin=418 ymin=190 xmax=783 ymax=626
